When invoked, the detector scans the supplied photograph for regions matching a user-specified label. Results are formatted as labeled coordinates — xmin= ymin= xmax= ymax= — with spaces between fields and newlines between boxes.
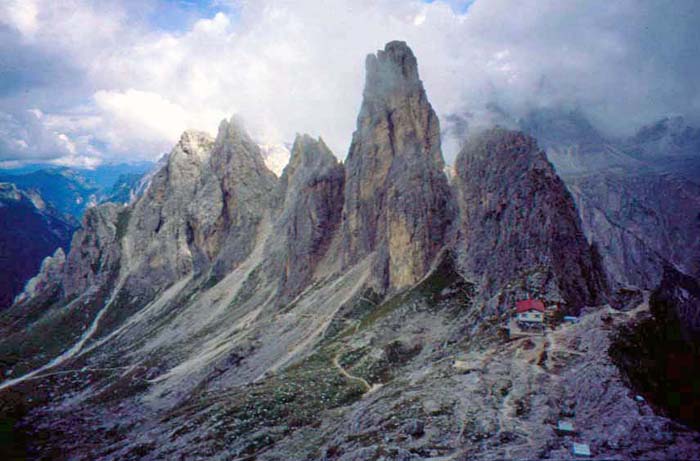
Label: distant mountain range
xmin=0 ymin=184 xmax=75 ymax=309
xmin=516 ymin=108 xmax=700 ymax=289
xmin=0 ymin=162 xmax=153 ymax=221
xmin=0 ymin=162 xmax=153 ymax=308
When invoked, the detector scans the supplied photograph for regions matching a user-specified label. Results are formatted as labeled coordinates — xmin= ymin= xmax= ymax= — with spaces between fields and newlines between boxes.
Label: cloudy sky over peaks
xmin=0 ymin=0 xmax=699 ymax=168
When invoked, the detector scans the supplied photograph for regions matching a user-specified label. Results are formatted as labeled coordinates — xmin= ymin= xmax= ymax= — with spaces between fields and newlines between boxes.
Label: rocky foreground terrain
xmin=0 ymin=41 xmax=699 ymax=460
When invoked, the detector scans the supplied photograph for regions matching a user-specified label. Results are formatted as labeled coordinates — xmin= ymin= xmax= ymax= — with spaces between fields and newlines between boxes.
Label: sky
xmin=0 ymin=0 xmax=699 ymax=170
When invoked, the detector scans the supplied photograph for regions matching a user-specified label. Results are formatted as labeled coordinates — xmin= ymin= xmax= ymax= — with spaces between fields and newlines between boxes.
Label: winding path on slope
xmin=332 ymin=352 xmax=371 ymax=392
xmin=332 ymin=350 xmax=384 ymax=396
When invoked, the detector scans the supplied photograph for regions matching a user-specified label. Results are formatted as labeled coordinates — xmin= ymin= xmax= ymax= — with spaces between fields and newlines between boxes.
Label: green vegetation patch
xmin=349 ymin=340 xmax=423 ymax=385
xmin=0 ymin=280 xmax=116 ymax=379
xmin=115 ymin=207 xmax=131 ymax=241
xmin=358 ymin=253 xmax=474 ymax=333
xmin=163 ymin=346 xmax=365 ymax=457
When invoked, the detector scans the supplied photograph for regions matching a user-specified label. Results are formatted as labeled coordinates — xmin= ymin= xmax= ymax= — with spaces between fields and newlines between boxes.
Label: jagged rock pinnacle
xmin=267 ymin=134 xmax=344 ymax=304
xmin=364 ymin=40 xmax=421 ymax=96
xmin=342 ymin=41 xmax=451 ymax=292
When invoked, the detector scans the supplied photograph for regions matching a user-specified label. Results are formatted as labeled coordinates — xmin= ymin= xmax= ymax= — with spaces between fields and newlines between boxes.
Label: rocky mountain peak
xmin=342 ymin=41 xmax=451 ymax=293
xmin=267 ymin=134 xmax=345 ymax=304
xmin=364 ymin=40 xmax=421 ymax=97
xmin=626 ymin=115 xmax=700 ymax=159
xmin=278 ymin=133 xmax=342 ymax=211
xmin=14 ymin=247 xmax=66 ymax=305
xmin=636 ymin=116 xmax=687 ymax=140
xmin=173 ymin=130 xmax=214 ymax=163
xmin=282 ymin=134 xmax=336 ymax=186
xmin=62 ymin=203 xmax=123 ymax=300
xmin=520 ymin=107 xmax=605 ymax=151
xmin=209 ymin=116 xmax=278 ymax=213
xmin=454 ymin=127 xmax=608 ymax=313
xmin=212 ymin=116 xmax=274 ymax=175
xmin=3 ymin=39 xmax=699 ymax=461
xmin=162 ymin=130 xmax=213 ymax=192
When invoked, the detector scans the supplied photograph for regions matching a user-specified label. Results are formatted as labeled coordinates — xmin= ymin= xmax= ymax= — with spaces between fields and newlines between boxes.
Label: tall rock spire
xmin=342 ymin=41 xmax=452 ymax=292
xmin=266 ymin=134 xmax=345 ymax=305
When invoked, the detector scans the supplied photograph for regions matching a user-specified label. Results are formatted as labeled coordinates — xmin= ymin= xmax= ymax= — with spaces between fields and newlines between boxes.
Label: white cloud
xmin=0 ymin=0 xmax=39 ymax=37
xmin=1 ymin=0 xmax=699 ymax=166
xmin=259 ymin=143 xmax=291 ymax=176
xmin=0 ymin=110 xmax=90 ymax=163
xmin=92 ymin=89 xmax=225 ymax=155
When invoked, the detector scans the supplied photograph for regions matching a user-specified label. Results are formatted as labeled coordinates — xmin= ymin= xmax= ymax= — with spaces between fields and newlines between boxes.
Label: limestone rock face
xmin=62 ymin=203 xmax=123 ymax=299
xmin=267 ymin=134 xmax=345 ymax=304
xmin=122 ymin=120 xmax=278 ymax=298
xmin=521 ymin=109 xmax=700 ymax=290
xmin=566 ymin=173 xmax=700 ymax=289
xmin=342 ymin=41 xmax=452 ymax=292
xmin=13 ymin=248 xmax=66 ymax=305
xmin=454 ymin=128 xmax=607 ymax=313
xmin=204 ymin=117 xmax=279 ymax=279
xmin=13 ymin=118 xmax=280 ymax=311
xmin=125 ymin=130 xmax=214 ymax=295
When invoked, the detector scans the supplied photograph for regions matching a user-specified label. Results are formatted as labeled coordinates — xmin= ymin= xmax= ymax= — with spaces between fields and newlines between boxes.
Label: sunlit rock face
xmin=22 ymin=120 xmax=281 ymax=308
xmin=199 ymin=117 xmax=279 ymax=279
xmin=341 ymin=41 xmax=452 ymax=293
xmin=121 ymin=119 xmax=279 ymax=297
xmin=124 ymin=130 xmax=214 ymax=293
xmin=453 ymin=128 xmax=608 ymax=314
xmin=62 ymin=202 xmax=123 ymax=300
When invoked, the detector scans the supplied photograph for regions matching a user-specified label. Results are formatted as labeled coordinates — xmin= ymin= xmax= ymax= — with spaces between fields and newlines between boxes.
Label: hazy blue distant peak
xmin=0 ymin=162 xmax=154 ymax=219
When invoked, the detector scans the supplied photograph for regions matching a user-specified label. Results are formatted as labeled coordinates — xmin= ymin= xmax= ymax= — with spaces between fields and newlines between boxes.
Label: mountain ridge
xmin=0 ymin=41 xmax=698 ymax=460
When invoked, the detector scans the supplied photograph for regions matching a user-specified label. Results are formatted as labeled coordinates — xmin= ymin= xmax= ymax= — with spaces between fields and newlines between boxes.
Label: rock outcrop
xmin=625 ymin=116 xmax=700 ymax=160
xmin=62 ymin=203 xmax=123 ymax=300
xmin=341 ymin=41 xmax=452 ymax=292
xmin=267 ymin=134 xmax=344 ymax=304
xmin=2 ymin=40 xmax=697 ymax=461
xmin=521 ymin=109 xmax=700 ymax=290
xmin=120 ymin=120 xmax=278 ymax=300
xmin=123 ymin=129 xmax=213 ymax=296
xmin=652 ymin=265 xmax=700 ymax=342
xmin=453 ymin=128 xmax=607 ymax=313
xmin=520 ymin=107 xmax=643 ymax=176
xmin=204 ymin=117 xmax=279 ymax=279
xmin=566 ymin=172 xmax=700 ymax=288
xmin=14 ymin=248 xmax=66 ymax=305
